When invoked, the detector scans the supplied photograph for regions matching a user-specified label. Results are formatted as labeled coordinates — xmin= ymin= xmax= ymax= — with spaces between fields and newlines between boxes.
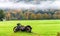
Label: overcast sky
xmin=0 ymin=0 xmax=60 ymax=10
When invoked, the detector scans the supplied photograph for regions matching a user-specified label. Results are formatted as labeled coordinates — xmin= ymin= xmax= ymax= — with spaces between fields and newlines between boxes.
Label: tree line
xmin=0 ymin=9 xmax=60 ymax=20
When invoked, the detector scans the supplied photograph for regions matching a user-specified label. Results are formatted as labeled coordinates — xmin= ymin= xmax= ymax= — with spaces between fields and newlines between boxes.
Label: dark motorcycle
xmin=13 ymin=23 xmax=32 ymax=33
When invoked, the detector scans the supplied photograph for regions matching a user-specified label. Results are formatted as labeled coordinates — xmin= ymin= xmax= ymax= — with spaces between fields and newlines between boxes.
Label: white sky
xmin=0 ymin=0 xmax=60 ymax=9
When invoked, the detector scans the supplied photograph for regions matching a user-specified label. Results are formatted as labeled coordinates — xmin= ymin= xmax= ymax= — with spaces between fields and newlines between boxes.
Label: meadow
xmin=0 ymin=20 xmax=60 ymax=36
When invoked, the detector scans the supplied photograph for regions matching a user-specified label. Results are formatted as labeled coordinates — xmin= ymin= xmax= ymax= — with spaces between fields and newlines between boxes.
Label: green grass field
xmin=0 ymin=20 xmax=60 ymax=36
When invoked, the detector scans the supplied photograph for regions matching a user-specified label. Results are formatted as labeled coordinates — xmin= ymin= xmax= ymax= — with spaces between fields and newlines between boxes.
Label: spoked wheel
xmin=25 ymin=27 xmax=31 ymax=33
xmin=13 ymin=27 xmax=17 ymax=32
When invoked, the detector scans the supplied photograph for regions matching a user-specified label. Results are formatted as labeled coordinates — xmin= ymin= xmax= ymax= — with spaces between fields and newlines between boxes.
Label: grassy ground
xmin=0 ymin=20 xmax=60 ymax=36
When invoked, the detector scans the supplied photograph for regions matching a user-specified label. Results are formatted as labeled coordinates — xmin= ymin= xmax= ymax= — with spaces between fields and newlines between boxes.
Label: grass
xmin=0 ymin=20 xmax=60 ymax=36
